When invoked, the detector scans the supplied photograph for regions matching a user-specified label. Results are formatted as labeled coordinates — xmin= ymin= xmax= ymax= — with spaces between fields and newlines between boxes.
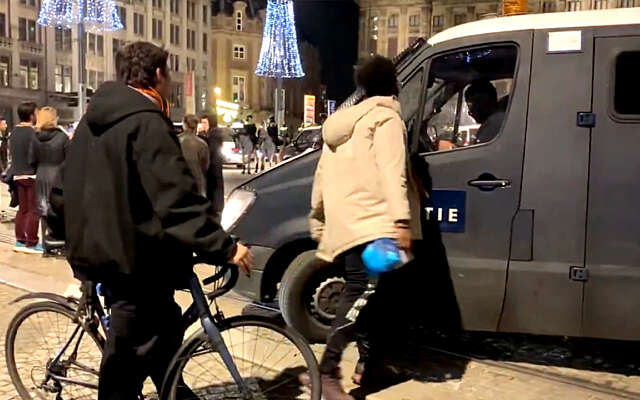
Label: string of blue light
xmin=37 ymin=0 xmax=123 ymax=32
xmin=255 ymin=0 xmax=305 ymax=79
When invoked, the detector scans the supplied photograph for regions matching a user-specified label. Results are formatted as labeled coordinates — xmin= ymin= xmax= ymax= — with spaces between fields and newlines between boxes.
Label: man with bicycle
xmin=63 ymin=41 xmax=252 ymax=399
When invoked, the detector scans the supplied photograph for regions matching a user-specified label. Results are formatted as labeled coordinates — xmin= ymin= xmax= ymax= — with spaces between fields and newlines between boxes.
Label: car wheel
xmin=279 ymin=250 xmax=345 ymax=343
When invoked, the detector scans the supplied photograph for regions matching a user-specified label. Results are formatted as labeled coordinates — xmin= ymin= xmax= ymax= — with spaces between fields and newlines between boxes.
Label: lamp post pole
xmin=77 ymin=0 xmax=87 ymax=119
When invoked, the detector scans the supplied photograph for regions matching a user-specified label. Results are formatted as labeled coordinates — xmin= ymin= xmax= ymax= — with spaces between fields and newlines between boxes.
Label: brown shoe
xmin=322 ymin=369 xmax=354 ymax=400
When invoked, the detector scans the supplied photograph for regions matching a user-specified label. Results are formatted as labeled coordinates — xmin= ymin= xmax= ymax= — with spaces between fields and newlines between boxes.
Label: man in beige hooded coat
xmin=307 ymin=56 xmax=421 ymax=400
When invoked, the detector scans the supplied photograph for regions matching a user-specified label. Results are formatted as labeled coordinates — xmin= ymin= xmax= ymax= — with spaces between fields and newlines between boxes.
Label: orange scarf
xmin=131 ymin=85 xmax=171 ymax=117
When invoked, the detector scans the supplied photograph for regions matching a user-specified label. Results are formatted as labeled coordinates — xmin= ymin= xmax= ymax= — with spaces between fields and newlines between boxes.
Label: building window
xmin=118 ymin=6 xmax=127 ymax=30
xmin=409 ymin=14 xmax=420 ymax=27
xmin=19 ymin=0 xmax=37 ymax=6
xmin=133 ymin=13 xmax=144 ymax=36
xmin=567 ymin=0 xmax=582 ymax=10
xmin=618 ymin=0 xmax=635 ymax=6
xmin=97 ymin=35 xmax=104 ymax=56
xmin=20 ymin=59 xmax=39 ymax=90
xmin=236 ymin=11 xmax=243 ymax=31
xmin=55 ymin=28 xmax=72 ymax=52
xmin=433 ymin=15 xmax=444 ymax=28
xmin=454 ymin=14 xmax=466 ymax=25
xmin=186 ymin=29 xmax=196 ymax=50
xmin=86 ymin=69 xmax=98 ymax=90
xmin=152 ymin=19 xmax=163 ymax=40
xmin=86 ymin=33 xmax=104 ymax=56
xmin=170 ymin=84 xmax=183 ymax=108
xmin=153 ymin=0 xmax=163 ymax=8
xmin=542 ymin=1 xmax=557 ymax=11
xmin=19 ymin=18 xmax=38 ymax=43
xmin=388 ymin=14 xmax=398 ymax=28
xmin=232 ymin=75 xmax=246 ymax=103
xmin=187 ymin=57 xmax=196 ymax=72
xmin=98 ymin=71 xmax=104 ymax=87
xmin=203 ymin=33 xmax=208 ymax=53
xmin=0 ymin=56 xmax=9 ymax=87
xmin=593 ymin=0 xmax=608 ymax=7
xmin=170 ymin=24 xmax=180 ymax=45
xmin=171 ymin=0 xmax=180 ymax=14
xmin=233 ymin=45 xmax=246 ymax=60
xmin=203 ymin=5 xmax=208 ymax=24
xmin=0 ymin=13 xmax=6 ymax=37
xmin=113 ymin=39 xmax=126 ymax=57
xmin=88 ymin=33 xmax=96 ymax=54
xmin=614 ymin=51 xmax=640 ymax=115
xmin=187 ymin=1 xmax=196 ymax=20
xmin=387 ymin=37 xmax=398 ymax=57
xmin=170 ymin=54 xmax=180 ymax=72
xmin=55 ymin=65 xmax=72 ymax=93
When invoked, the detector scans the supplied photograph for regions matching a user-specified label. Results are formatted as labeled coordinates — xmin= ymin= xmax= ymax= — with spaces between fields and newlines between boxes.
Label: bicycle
xmin=5 ymin=257 xmax=322 ymax=400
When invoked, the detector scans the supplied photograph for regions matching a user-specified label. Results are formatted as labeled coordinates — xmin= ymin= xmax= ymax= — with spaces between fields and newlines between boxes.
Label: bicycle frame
xmin=182 ymin=264 xmax=253 ymax=397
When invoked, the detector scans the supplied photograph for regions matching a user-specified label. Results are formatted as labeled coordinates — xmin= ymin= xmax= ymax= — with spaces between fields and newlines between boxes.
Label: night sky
xmin=255 ymin=0 xmax=360 ymax=103
xmin=293 ymin=0 xmax=360 ymax=103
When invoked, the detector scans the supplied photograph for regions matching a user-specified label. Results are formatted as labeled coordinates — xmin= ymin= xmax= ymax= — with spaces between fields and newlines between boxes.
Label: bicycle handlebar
xmin=192 ymin=258 xmax=239 ymax=301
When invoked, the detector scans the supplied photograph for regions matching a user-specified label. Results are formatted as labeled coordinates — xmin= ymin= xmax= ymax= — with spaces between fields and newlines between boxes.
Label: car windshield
xmin=297 ymin=129 xmax=321 ymax=146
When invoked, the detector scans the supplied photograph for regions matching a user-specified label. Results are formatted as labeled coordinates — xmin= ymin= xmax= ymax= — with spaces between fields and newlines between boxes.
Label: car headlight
xmin=221 ymin=189 xmax=256 ymax=231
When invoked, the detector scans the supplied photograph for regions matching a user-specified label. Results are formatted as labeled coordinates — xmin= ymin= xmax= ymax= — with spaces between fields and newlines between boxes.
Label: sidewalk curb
xmin=0 ymin=261 xmax=81 ymax=297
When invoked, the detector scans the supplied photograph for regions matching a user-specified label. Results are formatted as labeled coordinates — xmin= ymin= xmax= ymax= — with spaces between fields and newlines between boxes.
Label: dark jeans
xmin=98 ymin=289 xmax=195 ymax=400
xmin=319 ymin=245 xmax=378 ymax=375
xmin=14 ymin=179 xmax=39 ymax=247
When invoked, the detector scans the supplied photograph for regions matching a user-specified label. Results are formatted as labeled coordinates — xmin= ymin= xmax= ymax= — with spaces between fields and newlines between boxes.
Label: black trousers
xmin=98 ymin=289 xmax=195 ymax=400
xmin=319 ymin=245 xmax=378 ymax=374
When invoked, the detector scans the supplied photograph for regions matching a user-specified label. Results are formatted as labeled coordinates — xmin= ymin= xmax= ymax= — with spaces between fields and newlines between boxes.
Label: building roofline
xmin=428 ymin=8 xmax=640 ymax=45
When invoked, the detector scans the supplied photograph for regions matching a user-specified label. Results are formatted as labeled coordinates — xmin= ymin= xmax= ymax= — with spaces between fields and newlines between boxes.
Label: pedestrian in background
xmin=201 ymin=113 xmax=225 ymax=222
xmin=179 ymin=114 xmax=209 ymax=197
xmin=8 ymin=102 xmax=41 ymax=254
xmin=0 ymin=117 xmax=10 ymax=173
xmin=34 ymin=106 xmax=68 ymax=256
xmin=307 ymin=56 xmax=422 ymax=400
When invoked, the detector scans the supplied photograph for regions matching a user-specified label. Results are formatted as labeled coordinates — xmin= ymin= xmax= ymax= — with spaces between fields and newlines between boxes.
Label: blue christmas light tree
xmin=38 ymin=0 xmax=123 ymax=117
xmin=255 ymin=0 xmax=305 ymax=79
xmin=37 ymin=0 xmax=123 ymax=31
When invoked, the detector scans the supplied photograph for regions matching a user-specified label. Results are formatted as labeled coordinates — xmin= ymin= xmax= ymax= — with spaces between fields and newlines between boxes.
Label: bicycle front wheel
xmin=161 ymin=315 xmax=321 ymax=400
xmin=5 ymin=301 xmax=103 ymax=400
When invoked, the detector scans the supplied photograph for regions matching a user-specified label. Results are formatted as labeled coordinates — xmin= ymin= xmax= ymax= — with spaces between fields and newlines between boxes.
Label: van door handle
xmin=468 ymin=174 xmax=511 ymax=191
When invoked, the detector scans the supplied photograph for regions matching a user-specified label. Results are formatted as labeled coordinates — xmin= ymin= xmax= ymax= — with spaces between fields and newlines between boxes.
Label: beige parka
xmin=309 ymin=95 xmax=422 ymax=262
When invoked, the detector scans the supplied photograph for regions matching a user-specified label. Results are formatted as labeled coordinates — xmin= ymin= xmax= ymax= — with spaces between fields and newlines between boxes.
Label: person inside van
xmin=465 ymin=79 xmax=505 ymax=144
xmin=305 ymin=55 xmax=422 ymax=400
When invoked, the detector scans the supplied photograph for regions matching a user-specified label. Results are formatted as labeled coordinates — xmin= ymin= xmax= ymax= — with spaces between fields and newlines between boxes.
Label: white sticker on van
xmin=548 ymin=31 xmax=582 ymax=53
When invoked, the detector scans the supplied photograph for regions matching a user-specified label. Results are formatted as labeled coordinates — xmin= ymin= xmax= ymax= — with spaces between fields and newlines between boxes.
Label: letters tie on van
xmin=426 ymin=190 xmax=467 ymax=233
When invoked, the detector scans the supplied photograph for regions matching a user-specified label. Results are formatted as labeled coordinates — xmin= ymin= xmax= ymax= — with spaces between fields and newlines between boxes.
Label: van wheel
xmin=279 ymin=250 xmax=345 ymax=343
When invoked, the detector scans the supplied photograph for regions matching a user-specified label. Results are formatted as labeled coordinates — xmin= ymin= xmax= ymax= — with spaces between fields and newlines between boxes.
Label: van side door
xmin=583 ymin=33 xmax=640 ymax=340
xmin=414 ymin=32 xmax=532 ymax=331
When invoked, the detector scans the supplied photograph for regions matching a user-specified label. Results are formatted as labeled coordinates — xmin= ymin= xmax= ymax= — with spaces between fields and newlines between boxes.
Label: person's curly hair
xmin=116 ymin=41 xmax=169 ymax=88
xmin=355 ymin=55 xmax=399 ymax=98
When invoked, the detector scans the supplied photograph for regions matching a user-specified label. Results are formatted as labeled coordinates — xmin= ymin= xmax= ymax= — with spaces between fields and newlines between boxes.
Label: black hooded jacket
xmin=64 ymin=82 xmax=236 ymax=285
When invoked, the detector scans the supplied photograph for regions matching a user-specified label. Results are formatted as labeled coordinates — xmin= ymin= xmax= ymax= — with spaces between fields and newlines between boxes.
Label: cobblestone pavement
xmin=3 ymin=274 xmax=640 ymax=400
xmin=0 ymin=284 xmax=29 ymax=399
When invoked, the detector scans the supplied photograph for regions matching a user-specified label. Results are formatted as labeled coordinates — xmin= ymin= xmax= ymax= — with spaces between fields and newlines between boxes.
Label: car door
xmin=413 ymin=32 xmax=533 ymax=331
xmin=583 ymin=34 xmax=640 ymax=340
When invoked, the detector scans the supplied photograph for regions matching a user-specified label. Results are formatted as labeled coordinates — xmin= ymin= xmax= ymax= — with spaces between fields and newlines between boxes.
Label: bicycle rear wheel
xmin=161 ymin=315 xmax=321 ymax=400
xmin=5 ymin=301 xmax=103 ymax=400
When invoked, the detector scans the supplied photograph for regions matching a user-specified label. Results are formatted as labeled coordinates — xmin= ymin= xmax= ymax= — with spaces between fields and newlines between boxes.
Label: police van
xmin=222 ymin=8 xmax=640 ymax=342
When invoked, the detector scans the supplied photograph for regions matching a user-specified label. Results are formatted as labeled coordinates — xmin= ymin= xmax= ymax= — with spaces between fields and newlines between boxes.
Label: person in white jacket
xmin=304 ymin=56 xmax=422 ymax=400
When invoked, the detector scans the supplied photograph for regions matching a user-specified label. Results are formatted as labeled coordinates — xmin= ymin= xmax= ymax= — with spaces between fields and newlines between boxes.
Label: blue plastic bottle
xmin=361 ymin=238 xmax=402 ymax=276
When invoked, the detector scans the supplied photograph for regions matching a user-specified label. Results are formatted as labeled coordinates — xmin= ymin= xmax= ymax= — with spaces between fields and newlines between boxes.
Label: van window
xmin=614 ymin=51 xmax=640 ymax=115
xmin=419 ymin=45 xmax=518 ymax=153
